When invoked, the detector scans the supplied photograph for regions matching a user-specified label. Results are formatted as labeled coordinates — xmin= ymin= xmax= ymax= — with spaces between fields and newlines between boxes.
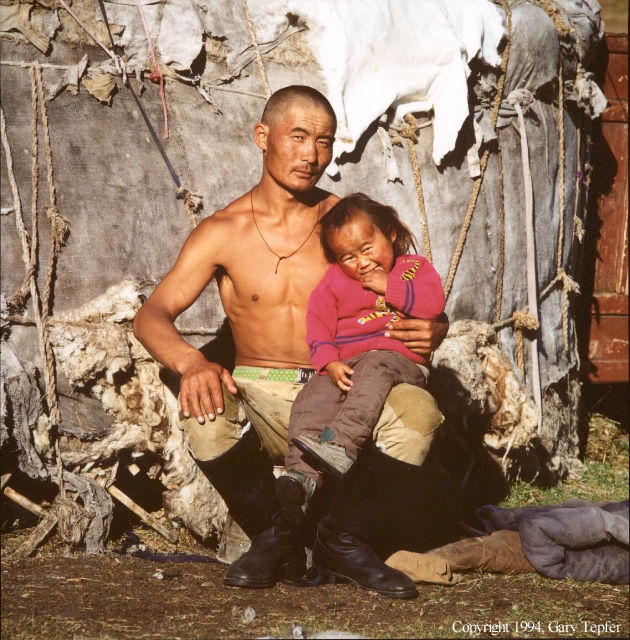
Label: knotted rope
xmin=2 ymin=64 xmax=65 ymax=426
xmin=7 ymin=64 xmax=66 ymax=427
xmin=51 ymin=494 xmax=93 ymax=549
xmin=495 ymin=309 xmax=540 ymax=375
xmin=37 ymin=61 xmax=67 ymax=427
xmin=177 ymin=187 xmax=203 ymax=228
xmin=389 ymin=114 xmax=433 ymax=261
xmin=546 ymin=60 xmax=579 ymax=352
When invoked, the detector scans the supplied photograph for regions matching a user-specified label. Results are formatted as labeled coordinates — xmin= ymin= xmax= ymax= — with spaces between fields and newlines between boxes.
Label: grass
xmin=502 ymin=412 xmax=628 ymax=509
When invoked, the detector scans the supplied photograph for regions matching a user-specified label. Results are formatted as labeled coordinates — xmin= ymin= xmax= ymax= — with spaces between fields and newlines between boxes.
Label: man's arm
xmin=133 ymin=218 xmax=237 ymax=424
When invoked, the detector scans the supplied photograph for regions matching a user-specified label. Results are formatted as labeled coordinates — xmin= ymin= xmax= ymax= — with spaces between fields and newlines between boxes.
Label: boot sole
xmin=315 ymin=565 xmax=418 ymax=599
xmin=292 ymin=438 xmax=346 ymax=479
xmin=223 ymin=555 xmax=307 ymax=589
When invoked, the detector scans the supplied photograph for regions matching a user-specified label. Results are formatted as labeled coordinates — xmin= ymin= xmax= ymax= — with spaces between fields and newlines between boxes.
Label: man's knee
xmin=385 ymin=383 xmax=443 ymax=437
xmin=179 ymin=387 xmax=247 ymax=461
xmin=374 ymin=384 xmax=444 ymax=465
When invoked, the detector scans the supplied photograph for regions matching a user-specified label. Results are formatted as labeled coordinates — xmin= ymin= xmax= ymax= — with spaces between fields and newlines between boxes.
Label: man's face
xmin=258 ymin=102 xmax=335 ymax=193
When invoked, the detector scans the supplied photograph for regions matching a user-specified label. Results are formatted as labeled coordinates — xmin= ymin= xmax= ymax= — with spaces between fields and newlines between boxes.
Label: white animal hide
xmin=290 ymin=0 xmax=505 ymax=169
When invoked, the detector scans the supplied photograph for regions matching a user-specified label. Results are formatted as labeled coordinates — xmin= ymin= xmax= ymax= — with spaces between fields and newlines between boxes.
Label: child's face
xmin=327 ymin=213 xmax=397 ymax=281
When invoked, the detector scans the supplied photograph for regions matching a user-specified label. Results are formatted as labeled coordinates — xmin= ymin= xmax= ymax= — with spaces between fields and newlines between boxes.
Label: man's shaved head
xmin=261 ymin=85 xmax=337 ymax=131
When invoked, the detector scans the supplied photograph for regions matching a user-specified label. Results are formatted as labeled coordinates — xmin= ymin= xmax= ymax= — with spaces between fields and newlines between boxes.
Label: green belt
xmin=233 ymin=366 xmax=317 ymax=384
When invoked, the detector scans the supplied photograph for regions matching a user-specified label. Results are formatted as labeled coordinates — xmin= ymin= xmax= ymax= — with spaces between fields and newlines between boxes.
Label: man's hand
xmin=325 ymin=360 xmax=354 ymax=392
xmin=384 ymin=315 xmax=449 ymax=357
xmin=179 ymin=354 xmax=238 ymax=424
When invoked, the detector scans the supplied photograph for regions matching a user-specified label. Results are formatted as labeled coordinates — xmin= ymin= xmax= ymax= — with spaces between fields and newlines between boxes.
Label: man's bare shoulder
xmin=317 ymin=189 xmax=340 ymax=215
xmin=186 ymin=195 xmax=252 ymax=257
xmin=197 ymin=193 xmax=250 ymax=231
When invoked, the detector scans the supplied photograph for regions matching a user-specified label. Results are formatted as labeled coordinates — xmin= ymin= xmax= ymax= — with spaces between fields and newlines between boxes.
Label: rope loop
xmin=494 ymin=309 xmax=539 ymax=377
xmin=46 ymin=205 xmax=70 ymax=252
xmin=541 ymin=269 xmax=581 ymax=299
xmin=506 ymin=88 xmax=534 ymax=109
xmin=512 ymin=309 xmax=540 ymax=333
xmin=389 ymin=113 xmax=420 ymax=145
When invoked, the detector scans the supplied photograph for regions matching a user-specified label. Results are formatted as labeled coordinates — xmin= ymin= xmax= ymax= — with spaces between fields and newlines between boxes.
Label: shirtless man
xmin=133 ymin=86 xmax=448 ymax=599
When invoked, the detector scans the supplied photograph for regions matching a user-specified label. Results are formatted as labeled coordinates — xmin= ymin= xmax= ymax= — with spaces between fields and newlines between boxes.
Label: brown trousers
xmin=286 ymin=350 xmax=427 ymax=481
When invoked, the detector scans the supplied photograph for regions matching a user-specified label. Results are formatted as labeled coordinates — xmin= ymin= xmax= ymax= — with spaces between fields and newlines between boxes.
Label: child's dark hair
xmin=319 ymin=193 xmax=416 ymax=263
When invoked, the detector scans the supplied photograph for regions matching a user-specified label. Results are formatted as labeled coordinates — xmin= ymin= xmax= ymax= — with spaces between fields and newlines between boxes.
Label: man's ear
xmin=253 ymin=122 xmax=268 ymax=151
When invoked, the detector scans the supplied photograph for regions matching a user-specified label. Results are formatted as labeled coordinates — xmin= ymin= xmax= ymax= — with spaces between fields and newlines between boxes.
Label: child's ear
xmin=389 ymin=227 xmax=397 ymax=244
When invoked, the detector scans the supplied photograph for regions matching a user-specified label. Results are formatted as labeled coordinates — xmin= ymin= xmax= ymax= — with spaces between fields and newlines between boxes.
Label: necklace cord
xmin=250 ymin=191 xmax=321 ymax=273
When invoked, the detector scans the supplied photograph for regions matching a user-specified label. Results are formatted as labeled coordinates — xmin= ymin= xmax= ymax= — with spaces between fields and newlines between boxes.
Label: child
xmin=276 ymin=193 xmax=445 ymax=517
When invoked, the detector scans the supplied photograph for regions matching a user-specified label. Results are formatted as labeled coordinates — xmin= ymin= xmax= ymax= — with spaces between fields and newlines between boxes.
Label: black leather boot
xmin=312 ymin=442 xmax=461 ymax=598
xmin=222 ymin=514 xmax=306 ymax=588
xmin=196 ymin=428 xmax=306 ymax=588
xmin=313 ymin=515 xmax=418 ymax=598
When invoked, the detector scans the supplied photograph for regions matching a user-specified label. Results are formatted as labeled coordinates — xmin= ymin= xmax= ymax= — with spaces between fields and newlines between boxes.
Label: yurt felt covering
xmin=0 ymin=0 xmax=608 ymax=550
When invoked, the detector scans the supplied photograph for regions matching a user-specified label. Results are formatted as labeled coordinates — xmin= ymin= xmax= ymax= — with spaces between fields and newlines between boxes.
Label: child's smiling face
xmin=327 ymin=212 xmax=397 ymax=281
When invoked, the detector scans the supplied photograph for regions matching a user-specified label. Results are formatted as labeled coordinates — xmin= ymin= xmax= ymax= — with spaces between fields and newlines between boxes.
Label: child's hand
xmin=361 ymin=268 xmax=388 ymax=294
xmin=325 ymin=360 xmax=354 ymax=391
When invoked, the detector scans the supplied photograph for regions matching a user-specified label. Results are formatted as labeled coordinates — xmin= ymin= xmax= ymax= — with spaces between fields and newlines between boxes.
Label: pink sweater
xmin=307 ymin=255 xmax=445 ymax=371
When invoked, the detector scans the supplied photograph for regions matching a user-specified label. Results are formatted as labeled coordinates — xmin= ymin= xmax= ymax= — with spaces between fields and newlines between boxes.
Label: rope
xmin=493 ymin=136 xmax=506 ymax=329
xmin=35 ymin=62 xmax=66 ymax=426
xmin=4 ymin=72 xmax=37 ymax=310
xmin=1 ymin=61 xmax=78 ymax=71
xmin=198 ymin=84 xmax=268 ymax=100
xmin=55 ymin=440 xmax=66 ymax=499
xmin=555 ymin=61 xmax=570 ymax=352
xmin=56 ymin=0 xmax=127 ymax=84
xmin=492 ymin=0 xmax=512 ymax=330
xmin=494 ymin=309 xmax=540 ymax=375
xmin=442 ymin=0 xmax=511 ymax=300
xmin=241 ymin=0 xmax=271 ymax=98
xmin=389 ymin=114 xmax=432 ymax=260
xmin=537 ymin=0 xmax=584 ymax=60
xmin=2 ymin=67 xmax=63 ymax=426
xmin=177 ymin=187 xmax=202 ymax=228
xmin=527 ymin=3 xmax=581 ymax=356
xmin=52 ymin=494 xmax=92 ymax=548
xmin=540 ymin=269 xmax=580 ymax=300
xmin=0 ymin=108 xmax=32 ymax=308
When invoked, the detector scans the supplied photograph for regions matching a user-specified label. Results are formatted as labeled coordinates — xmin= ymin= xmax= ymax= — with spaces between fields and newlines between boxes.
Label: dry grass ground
xmin=2 ymin=396 xmax=628 ymax=639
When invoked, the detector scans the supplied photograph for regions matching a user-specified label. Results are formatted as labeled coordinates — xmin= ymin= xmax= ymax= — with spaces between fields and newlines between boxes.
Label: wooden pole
xmin=108 ymin=484 xmax=178 ymax=544
xmin=5 ymin=511 xmax=59 ymax=560
xmin=3 ymin=485 xmax=48 ymax=519
xmin=1 ymin=472 xmax=14 ymax=490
